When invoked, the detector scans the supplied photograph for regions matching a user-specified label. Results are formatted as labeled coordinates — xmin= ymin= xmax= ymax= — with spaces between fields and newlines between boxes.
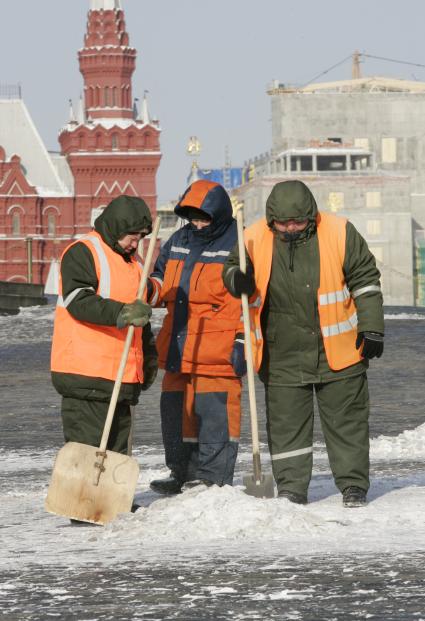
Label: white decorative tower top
xmin=90 ymin=0 xmax=122 ymax=10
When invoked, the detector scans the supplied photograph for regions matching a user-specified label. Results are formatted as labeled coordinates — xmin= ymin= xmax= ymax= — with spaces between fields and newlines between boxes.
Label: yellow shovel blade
xmin=45 ymin=442 xmax=140 ymax=525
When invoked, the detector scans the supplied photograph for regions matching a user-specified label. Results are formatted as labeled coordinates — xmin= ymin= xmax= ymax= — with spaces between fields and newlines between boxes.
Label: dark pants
xmin=160 ymin=372 xmax=242 ymax=486
xmin=266 ymin=374 xmax=370 ymax=496
xmin=61 ymin=397 xmax=132 ymax=455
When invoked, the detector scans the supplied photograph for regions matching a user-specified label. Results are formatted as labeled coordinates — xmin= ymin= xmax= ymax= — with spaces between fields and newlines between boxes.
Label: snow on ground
xmin=1 ymin=423 xmax=424 ymax=570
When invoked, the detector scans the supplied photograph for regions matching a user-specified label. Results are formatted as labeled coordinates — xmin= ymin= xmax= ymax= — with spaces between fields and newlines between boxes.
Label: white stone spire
xmin=140 ymin=91 xmax=151 ymax=124
xmin=90 ymin=0 xmax=122 ymax=10
xmin=77 ymin=95 xmax=86 ymax=125
xmin=68 ymin=99 xmax=76 ymax=124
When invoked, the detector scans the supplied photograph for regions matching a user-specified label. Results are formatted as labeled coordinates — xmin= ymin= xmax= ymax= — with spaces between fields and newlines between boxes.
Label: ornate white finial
xmin=90 ymin=0 xmax=122 ymax=10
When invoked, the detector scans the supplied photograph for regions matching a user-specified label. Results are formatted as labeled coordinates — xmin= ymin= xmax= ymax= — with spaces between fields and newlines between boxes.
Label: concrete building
xmin=0 ymin=0 xmax=161 ymax=285
xmin=235 ymin=73 xmax=425 ymax=306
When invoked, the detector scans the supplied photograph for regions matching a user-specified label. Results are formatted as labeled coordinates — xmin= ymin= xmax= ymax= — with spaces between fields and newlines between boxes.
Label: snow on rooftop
xmin=0 ymin=100 xmax=71 ymax=196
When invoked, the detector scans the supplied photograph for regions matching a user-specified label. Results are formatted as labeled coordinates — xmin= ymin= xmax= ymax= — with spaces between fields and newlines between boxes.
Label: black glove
xmin=141 ymin=322 xmax=158 ymax=391
xmin=116 ymin=299 xmax=152 ymax=329
xmin=230 ymin=333 xmax=247 ymax=377
xmin=355 ymin=332 xmax=384 ymax=359
xmin=231 ymin=268 xmax=256 ymax=298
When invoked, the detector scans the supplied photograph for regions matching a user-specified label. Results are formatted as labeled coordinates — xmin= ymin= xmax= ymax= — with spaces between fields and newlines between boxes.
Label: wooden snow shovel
xmin=235 ymin=206 xmax=275 ymax=499
xmin=45 ymin=217 xmax=161 ymax=525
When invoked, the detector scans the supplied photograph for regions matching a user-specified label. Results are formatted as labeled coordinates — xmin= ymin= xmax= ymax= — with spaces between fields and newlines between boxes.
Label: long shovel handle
xmin=97 ymin=217 xmax=161 ymax=457
xmin=236 ymin=208 xmax=262 ymax=483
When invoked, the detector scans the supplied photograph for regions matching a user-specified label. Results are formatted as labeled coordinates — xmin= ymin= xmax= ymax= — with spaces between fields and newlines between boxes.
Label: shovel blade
xmin=45 ymin=442 xmax=140 ymax=525
xmin=243 ymin=472 xmax=275 ymax=499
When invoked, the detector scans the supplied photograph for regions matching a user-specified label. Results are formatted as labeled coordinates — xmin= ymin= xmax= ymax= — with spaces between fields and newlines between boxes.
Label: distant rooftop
xmin=268 ymin=76 xmax=425 ymax=95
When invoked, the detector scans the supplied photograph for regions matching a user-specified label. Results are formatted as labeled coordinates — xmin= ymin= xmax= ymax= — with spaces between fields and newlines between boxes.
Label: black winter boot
xmin=150 ymin=475 xmax=183 ymax=495
xmin=278 ymin=490 xmax=307 ymax=505
xmin=342 ymin=486 xmax=367 ymax=508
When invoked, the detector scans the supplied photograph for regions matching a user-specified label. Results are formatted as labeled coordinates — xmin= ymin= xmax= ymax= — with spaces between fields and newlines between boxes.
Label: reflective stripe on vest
xmin=319 ymin=285 xmax=350 ymax=306
xmin=321 ymin=312 xmax=358 ymax=338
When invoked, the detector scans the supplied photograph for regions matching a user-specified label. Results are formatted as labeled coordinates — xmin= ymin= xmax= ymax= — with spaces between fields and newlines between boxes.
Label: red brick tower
xmin=59 ymin=0 xmax=161 ymax=232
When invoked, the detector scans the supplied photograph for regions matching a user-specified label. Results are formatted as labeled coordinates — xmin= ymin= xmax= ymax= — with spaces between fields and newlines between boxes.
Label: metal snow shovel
xmin=235 ymin=206 xmax=275 ymax=499
xmin=45 ymin=217 xmax=161 ymax=525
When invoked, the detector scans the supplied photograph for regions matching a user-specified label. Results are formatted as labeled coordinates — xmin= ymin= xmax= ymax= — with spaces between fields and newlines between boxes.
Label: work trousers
xmin=160 ymin=372 xmax=242 ymax=486
xmin=266 ymin=373 xmax=370 ymax=496
xmin=61 ymin=397 xmax=132 ymax=455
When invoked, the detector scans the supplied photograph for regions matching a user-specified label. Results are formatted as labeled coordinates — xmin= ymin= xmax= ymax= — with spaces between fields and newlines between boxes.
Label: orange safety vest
xmin=51 ymin=231 xmax=144 ymax=383
xmin=244 ymin=212 xmax=363 ymax=372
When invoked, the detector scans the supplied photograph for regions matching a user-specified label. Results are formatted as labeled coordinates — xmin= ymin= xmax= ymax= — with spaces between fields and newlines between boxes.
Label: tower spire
xmin=79 ymin=0 xmax=135 ymax=120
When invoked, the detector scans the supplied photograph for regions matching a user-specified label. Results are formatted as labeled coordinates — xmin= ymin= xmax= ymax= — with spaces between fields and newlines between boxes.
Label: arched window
xmin=95 ymin=87 xmax=100 ymax=107
xmin=111 ymin=134 xmax=119 ymax=150
xmin=105 ymin=86 xmax=110 ymax=107
xmin=112 ymin=87 xmax=118 ymax=107
xmin=48 ymin=214 xmax=56 ymax=237
xmin=12 ymin=213 xmax=20 ymax=236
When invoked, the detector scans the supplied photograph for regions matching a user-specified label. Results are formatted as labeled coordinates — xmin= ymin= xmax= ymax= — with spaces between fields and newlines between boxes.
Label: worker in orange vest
xmin=51 ymin=195 xmax=156 ymax=463
xmin=223 ymin=180 xmax=384 ymax=507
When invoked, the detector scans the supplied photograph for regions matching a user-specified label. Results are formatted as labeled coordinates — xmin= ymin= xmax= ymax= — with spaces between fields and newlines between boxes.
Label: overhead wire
xmin=301 ymin=53 xmax=425 ymax=89
xmin=302 ymin=54 xmax=353 ymax=87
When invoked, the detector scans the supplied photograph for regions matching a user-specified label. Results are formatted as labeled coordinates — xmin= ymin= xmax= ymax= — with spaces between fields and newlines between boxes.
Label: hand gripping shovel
xmin=45 ymin=217 xmax=161 ymax=525
xmin=235 ymin=207 xmax=275 ymax=499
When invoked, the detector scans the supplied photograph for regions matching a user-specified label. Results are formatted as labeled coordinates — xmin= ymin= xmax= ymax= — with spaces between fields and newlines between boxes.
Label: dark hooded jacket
xmin=51 ymin=195 xmax=154 ymax=403
xmin=223 ymin=180 xmax=384 ymax=385
xmin=149 ymin=180 xmax=243 ymax=375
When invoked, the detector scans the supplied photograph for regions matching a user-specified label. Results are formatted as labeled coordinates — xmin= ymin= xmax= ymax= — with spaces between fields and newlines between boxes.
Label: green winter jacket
xmin=51 ymin=195 xmax=155 ymax=404
xmin=223 ymin=180 xmax=384 ymax=386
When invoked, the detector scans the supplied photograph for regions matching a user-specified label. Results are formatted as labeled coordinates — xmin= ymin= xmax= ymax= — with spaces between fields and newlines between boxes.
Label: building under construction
xmin=235 ymin=54 xmax=425 ymax=306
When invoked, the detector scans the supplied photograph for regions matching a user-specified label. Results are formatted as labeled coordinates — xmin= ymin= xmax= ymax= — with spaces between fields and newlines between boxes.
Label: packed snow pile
xmin=371 ymin=422 xmax=425 ymax=459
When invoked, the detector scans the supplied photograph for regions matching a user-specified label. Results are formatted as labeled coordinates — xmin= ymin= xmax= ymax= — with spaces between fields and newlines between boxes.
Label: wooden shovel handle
xmin=235 ymin=208 xmax=262 ymax=482
xmin=98 ymin=217 xmax=161 ymax=456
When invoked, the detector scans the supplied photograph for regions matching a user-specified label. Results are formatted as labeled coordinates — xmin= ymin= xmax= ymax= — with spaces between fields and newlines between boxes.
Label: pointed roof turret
xmin=90 ymin=0 xmax=122 ymax=10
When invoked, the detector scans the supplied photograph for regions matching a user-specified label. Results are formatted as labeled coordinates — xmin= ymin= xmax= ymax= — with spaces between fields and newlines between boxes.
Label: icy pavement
xmin=0 ymin=306 xmax=425 ymax=619
xmin=1 ymin=438 xmax=425 ymax=619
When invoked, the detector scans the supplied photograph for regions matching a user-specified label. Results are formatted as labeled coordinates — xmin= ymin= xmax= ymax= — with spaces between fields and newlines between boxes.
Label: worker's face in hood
xmin=175 ymin=180 xmax=233 ymax=241
xmin=266 ymin=180 xmax=318 ymax=242
xmin=94 ymin=195 xmax=152 ymax=256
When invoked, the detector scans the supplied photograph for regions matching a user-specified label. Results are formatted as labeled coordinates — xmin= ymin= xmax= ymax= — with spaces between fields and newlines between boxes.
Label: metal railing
xmin=0 ymin=84 xmax=22 ymax=100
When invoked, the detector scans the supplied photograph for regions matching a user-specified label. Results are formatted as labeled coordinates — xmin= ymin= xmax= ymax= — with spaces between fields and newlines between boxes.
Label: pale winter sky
xmin=2 ymin=0 xmax=425 ymax=204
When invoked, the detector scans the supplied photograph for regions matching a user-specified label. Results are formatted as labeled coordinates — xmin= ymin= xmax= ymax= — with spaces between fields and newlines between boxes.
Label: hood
xmin=174 ymin=180 xmax=233 ymax=240
xmin=265 ymin=180 xmax=318 ymax=226
xmin=94 ymin=195 xmax=152 ymax=255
